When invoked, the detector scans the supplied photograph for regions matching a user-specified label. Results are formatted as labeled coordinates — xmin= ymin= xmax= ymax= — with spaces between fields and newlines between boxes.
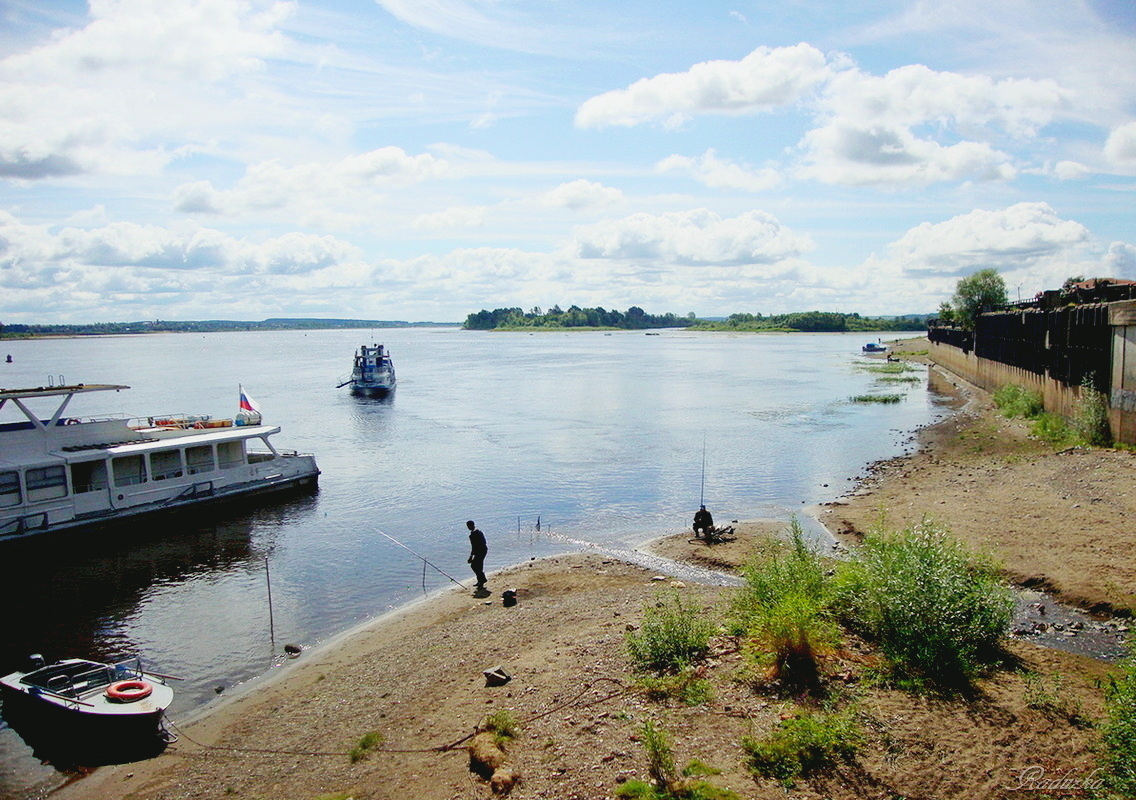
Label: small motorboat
xmin=1 ymin=654 xmax=175 ymax=745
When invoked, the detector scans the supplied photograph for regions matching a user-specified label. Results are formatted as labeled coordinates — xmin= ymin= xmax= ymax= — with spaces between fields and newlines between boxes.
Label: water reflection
xmin=0 ymin=487 xmax=318 ymax=676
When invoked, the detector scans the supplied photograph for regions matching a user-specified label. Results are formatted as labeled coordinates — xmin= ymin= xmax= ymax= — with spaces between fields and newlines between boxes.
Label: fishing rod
xmin=700 ymin=432 xmax=707 ymax=508
xmin=376 ymin=529 xmax=468 ymax=588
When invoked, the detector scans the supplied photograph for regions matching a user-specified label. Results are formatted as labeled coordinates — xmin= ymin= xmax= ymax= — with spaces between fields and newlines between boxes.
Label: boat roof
xmin=0 ymin=384 xmax=130 ymax=400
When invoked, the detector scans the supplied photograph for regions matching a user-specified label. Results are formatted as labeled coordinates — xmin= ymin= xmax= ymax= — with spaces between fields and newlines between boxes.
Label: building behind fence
xmin=927 ymin=292 xmax=1136 ymax=445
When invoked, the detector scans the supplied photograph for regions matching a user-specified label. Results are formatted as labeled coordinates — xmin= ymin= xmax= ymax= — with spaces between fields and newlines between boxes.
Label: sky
xmin=1 ymin=0 xmax=1135 ymax=323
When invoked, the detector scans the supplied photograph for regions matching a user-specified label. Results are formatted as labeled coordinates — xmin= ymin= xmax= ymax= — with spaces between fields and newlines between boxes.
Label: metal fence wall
xmin=931 ymin=306 xmax=1112 ymax=393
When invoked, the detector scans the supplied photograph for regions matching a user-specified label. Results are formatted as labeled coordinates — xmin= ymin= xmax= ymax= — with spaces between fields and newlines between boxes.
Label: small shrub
xmin=627 ymin=591 xmax=716 ymax=673
xmin=483 ymin=709 xmax=519 ymax=747
xmin=833 ymin=519 xmax=1013 ymax=687
xmin=993 ymin=384 xmax=1043 ymax=419
xmin=1099 ymin=643 xmax=1136 ymax=796
xmin=732 ymin=520 xmax=837 ymax=691
xmin=743 ymin=707 xmax=861 ymax=786
xmin=348 ymin=731 xmax=383 ymax=763
xmin=642 ymin=719 xmax=678 ymax=791
xmin=634 ymin=666 xmax=714 ymax=705
xmin=617 ymin=723 xmax=741 ymax=800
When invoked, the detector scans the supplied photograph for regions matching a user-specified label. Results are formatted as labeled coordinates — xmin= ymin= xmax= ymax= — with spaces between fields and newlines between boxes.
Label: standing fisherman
xmin=466 ymin=520 xmax=488 ymax=589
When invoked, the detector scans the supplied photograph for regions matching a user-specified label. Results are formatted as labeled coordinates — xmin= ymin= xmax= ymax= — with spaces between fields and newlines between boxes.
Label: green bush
xmin=1099 ymin=643 xmax=1136 ymax=796
xmin=833 ymin=520 xmax=1013 ymax=686
xmin=627 ymin=590 xmax=716 ymax=673
xmin=731 ymin=520 xmax=837 ymax=690
xmin=1074 ymin=376 xmax=1111 ymax=447
xmin=993 ymin=384 xmax=1044 ymax=419
xmin=743 ymin=707 xmax=861 ymax=786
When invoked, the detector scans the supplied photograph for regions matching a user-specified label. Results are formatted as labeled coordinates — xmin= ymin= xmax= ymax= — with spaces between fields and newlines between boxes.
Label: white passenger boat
xmin=337 ymin=343 xmax=396 ymax=397
xmin=0 ymin=383 xmax=320 ymax=542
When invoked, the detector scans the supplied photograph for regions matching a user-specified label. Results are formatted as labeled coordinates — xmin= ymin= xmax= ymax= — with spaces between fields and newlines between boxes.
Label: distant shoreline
xmin=0 ymin=320 xmax=460 ymax=340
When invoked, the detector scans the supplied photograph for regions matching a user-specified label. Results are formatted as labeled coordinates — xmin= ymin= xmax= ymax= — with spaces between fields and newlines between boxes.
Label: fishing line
xmin=376 ymin=528 xmax=468 ymax=588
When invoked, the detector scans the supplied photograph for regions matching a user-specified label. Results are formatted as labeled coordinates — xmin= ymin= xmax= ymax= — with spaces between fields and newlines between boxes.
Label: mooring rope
xmin=160 ymin=677 xmax=632 ymax=759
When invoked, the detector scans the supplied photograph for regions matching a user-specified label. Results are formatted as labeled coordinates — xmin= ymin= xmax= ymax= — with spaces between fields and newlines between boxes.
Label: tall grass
xmin=993 ymin=384 xmax=1044 ymax=419
xmin=994 ymin=380 xmax=1112 ymax=447
xmin=616 ymin=721 xmax=741 ymax=800
xmin=1099 ymin=642 xmax=1136 ymax=796
xmin=627 ymin=590 xmax=716 ymax=673
xmin=833 ymin=520 xmax=1013 ymax=687
xmin=1073 ymin=375 xmax=1111 ymax=447
xmin=731 ymin=520 xmax=837 ymax=691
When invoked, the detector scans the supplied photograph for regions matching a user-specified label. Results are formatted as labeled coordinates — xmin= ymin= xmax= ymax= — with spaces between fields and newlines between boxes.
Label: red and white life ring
xmin=105 ymin=679 xmax=153 ymax=702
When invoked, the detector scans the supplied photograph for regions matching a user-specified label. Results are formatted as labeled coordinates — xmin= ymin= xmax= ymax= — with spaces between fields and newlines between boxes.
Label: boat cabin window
xmin=70 ymin=460 xmax=109 ymax=494
xmin=25 ymin=465 xmax=68 ymax=502
xmin=112 ymin=454 xmax=147 ymax=487
xmin=149 ymin=449 xmax=184 ymax=481
xmin=0 ymin=470 xmax=21 ymax=507
xmin=217 ymin=440 xmax=245 ymax=469
xmin=186 ymin=445 xmax=215 ymax=475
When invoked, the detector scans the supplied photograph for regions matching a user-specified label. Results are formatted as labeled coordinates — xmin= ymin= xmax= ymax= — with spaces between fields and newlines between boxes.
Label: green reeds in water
xmin=850 ymin=393 xmax=903 ymax=404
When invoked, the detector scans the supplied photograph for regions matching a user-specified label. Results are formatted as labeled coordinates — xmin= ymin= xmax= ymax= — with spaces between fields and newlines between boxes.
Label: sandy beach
xmin=52 ymin=343 xmax=1133 ymax=800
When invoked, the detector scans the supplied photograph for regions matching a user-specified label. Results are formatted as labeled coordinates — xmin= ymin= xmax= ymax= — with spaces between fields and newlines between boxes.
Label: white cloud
xmin=1050 ymin=161 xmax=1093 ymax=180
xmin=173 ymin=147 xmax=449 ymax=219
xmin=1104 ymin=241 xmax=1136 ymax=279
xmin=822 ymin=64 xmax=1068 ymax=137
xmin=0 ymin=212 xmax=360 ymax=287
xmin=1105 ymin=121 xmax=1136 ymax=166
xmin=656 ymin=149 xmax=781 ymax=191
xmin=412 ymin=206 xmax=487 ymax=231
xmin=573 ymin=208 xmax=811 ymax=265
xmin=797 ymin=121 xmax=1016 ymax=185
xmin=881 ymin=202 xmax=1091 ymax=279
xmin=0 ymin=0 xmax=294 ymax=178
xmin=575 ymin=43 xmax=830 ymax=129
xmin=539 ymin=180 xmax=625 ymax=211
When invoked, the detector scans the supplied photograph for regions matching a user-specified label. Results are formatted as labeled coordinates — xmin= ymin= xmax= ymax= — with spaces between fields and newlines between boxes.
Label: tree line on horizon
xmin=463 ymin=305 xmax=929 ymax=332
xmin=463 ymin=305 xmax=695 ymax=330
xmin=0 ymin=318 xmax=448 ymax=338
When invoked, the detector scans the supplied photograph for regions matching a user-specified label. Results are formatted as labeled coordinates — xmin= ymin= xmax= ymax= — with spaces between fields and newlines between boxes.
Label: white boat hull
xmin=0 ymin=385 xmax=320 ymax=543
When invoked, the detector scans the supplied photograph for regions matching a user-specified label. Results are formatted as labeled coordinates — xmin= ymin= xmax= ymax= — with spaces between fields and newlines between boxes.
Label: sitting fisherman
xmin=692 ymin=505 xmax=714 ymax=538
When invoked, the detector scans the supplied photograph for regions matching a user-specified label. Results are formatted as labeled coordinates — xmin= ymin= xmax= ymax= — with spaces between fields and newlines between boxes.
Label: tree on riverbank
xmin=944 ymin=268 xmax=1009 ymax=330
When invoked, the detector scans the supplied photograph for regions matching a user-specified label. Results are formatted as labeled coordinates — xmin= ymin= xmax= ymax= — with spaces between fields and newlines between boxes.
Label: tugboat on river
xmin=338 ymin=343 xmax=397 ymax=397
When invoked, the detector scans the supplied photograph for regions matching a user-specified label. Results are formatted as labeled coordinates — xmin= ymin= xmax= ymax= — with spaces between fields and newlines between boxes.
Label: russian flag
xmin=239 ymin=386 xmax=261 ymax=414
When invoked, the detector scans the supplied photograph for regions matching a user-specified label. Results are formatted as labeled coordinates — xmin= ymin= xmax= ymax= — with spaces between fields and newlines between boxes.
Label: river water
xmin=0 ymin=328 xmax=941 ymax=796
